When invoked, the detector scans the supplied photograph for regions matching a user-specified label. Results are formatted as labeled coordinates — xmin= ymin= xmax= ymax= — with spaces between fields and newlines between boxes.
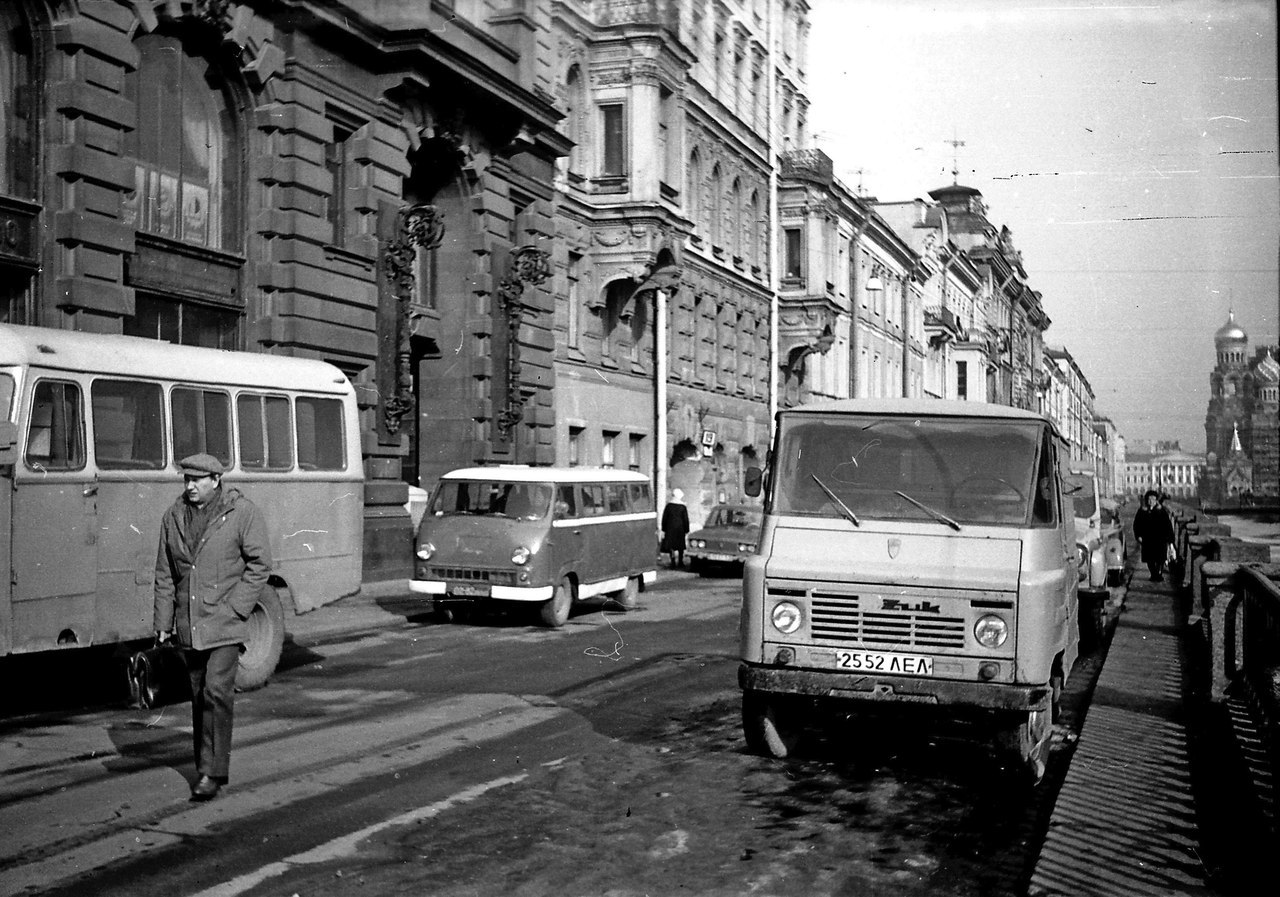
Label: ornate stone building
xmin=1202 ymin=311 xmax=1280 ymax=504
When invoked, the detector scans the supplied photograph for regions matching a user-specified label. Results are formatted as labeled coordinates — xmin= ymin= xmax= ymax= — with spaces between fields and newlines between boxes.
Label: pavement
xmin=285 ymin=566 xmax=1253 ymax=896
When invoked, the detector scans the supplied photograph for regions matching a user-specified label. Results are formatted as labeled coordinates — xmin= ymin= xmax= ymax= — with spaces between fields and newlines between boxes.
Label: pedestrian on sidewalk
xmin=660 ymin=488 xmax=690 ymax=569
xmin=1132 ymin=488 xmax=1175 ymax=582
xmin=153 ymin=453 xmax=273 ymax=802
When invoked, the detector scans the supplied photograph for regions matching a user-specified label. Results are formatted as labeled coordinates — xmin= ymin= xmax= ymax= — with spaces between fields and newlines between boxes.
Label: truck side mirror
xmin=744 ymin=466 xmax=763 ymax=497
xmin=0 ymin=420 xmax=17 ymax=470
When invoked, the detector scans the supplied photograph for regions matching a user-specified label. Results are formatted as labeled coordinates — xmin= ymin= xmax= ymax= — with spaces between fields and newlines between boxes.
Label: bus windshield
xmin=772 ymin=414 xmax=1045 ymax=526
xmin=429 ymin=480 xmax=553 ymax=521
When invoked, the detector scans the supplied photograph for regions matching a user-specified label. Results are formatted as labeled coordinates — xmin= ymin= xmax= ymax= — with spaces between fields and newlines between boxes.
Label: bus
xmin=739 ymin=399 xmax=1080 ymax=781
xmin=0 ymin=324 xmax=364 ymax=691
xmin=411 ymin=466 xmax=657 ymax=626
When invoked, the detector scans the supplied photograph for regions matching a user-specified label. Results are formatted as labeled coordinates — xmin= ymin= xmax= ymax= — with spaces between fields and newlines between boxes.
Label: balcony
xmin=595 ymin=0 xmax=681 ymax=29
xmin=924 ymin=305 xmax=965 ymax=348
xmin=780 ymin=149 xmax=834 ymax=187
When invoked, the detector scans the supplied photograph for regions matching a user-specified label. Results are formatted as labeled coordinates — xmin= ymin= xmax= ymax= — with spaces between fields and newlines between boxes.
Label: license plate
xmin=450 ymin=583 xmax=490 ymax=598
xmin=704 ymin=552 xmax=736 ymax=562
xmin=835 ymin=650 xmax=933 ymax=676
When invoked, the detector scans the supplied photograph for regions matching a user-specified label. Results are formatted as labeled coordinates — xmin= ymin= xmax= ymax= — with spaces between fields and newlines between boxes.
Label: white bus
xmin=0 ymin=324 xmax=364 ymax=690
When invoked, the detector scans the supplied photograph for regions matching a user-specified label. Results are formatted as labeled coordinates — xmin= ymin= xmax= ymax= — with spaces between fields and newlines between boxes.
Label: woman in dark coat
xmin=1132 ymin=489 xmax=1175 ymax=582
xmin=660 ymin=488 xmax=690 ymax=568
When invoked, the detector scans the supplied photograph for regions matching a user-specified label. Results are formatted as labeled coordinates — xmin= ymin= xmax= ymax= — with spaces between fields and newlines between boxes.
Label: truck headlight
xmin=974 ymin=614 xmax=1008 ymax=648
xmin=511 ymin=546 xmax=532 ymax=565
xmin=416 ymin=542 xmax=435 ymax=561
xmin=771 ymin=601 xmax=803 ymax=634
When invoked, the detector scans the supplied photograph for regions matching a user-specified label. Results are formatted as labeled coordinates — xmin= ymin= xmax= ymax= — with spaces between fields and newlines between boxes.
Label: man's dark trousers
xmin=185 ymin=644 xmax=239 ymax=781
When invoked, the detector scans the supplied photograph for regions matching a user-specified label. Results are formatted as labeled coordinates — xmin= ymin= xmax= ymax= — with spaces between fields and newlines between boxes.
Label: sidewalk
xmin=1029 ymin=572 xmax=1215 ymax=897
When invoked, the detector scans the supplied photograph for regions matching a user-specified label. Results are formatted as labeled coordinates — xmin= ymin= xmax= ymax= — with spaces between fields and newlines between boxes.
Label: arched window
xmin=708 ymin=163 xmax=722 ymax=246
xmin=686 ymin=149 xmax=701 ymax=225
xmin=730 ymin=177 xmax=743 ymax=258
xmin=750 ymin=189 xmax=762 ymax=271
xmin=123 ymin=32 xmax=241 ymax=251
xmin=1 ymin=4 xmax=35 ymax=199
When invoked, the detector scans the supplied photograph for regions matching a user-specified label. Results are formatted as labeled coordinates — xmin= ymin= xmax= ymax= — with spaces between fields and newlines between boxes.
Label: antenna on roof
xmin=946 ymin=130 xmax=966 ymax=184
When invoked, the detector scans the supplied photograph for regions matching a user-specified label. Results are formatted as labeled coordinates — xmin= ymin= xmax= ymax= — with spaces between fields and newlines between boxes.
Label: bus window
xmin=296 ymin=396 xmax=345 ymax=470
xmin=238 ymin=393 xmax=293 ymax=470
xmin=606 ymin=483 xmax=629 ymax=513
xmin=26 ymin=380 xmax=85 ymax=470
xmin=172 ymin=387 xmax=232 ymax=468
xmin=0 ymin=373 xmax=14 ymax=420
xmin=554 ymin=484 xmax=577 ymax=518
xmin=581 ymin=484 xmax=606 ymax=516
xmin=92 ymin=379 xmax=165 ymax=470
xmin=628 ymin=482 xmax=650 ymax=512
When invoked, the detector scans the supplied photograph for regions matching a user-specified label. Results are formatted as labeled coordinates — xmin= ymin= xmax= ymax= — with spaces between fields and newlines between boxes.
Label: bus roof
xmin=782 ymin=398 xmax=1053 ymax=424
xmin=440 ymin=466 xmax=651 ymax=484
xmin=0 ymin=324 xmax=352 ymax=394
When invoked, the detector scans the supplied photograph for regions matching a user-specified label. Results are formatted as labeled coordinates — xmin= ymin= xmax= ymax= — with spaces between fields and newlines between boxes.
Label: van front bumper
xmin=738 ymin=662 xmax=1050 ymax=712
xmin=408 ymin=580 xmax=554 ymax=602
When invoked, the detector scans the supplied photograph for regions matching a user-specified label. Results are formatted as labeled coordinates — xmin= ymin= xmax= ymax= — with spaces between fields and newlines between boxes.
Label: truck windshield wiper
xmin=811 ymin=474 xmax=860 ymax=527
xmin=894 ymin=490 xmax=962 ymax=531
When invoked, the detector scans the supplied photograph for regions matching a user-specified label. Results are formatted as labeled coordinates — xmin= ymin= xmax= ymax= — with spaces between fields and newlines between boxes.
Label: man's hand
xmin=155 ymin=630 xmax=171 ymax=645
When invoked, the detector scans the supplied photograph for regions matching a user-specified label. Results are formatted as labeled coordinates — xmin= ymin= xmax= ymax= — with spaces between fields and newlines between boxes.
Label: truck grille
xmin=429 ymin=567 xmax=516 ymax=586
xmin=803 ymin=589 xmax=967 ymax=649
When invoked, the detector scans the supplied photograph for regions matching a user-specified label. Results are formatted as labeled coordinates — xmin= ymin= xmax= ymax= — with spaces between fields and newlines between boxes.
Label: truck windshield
xmin=429 ymin=480 xmax=552 ymax=520
xmin=1063 ymin=473 xmax=1098 ymax=518
xmin=772 ymin=415 xmax=1045 ymax=526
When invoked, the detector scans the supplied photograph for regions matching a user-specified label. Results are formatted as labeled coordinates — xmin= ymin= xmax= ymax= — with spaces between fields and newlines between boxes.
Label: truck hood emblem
xmin=887 ymin=538 xmax=901 ymax=559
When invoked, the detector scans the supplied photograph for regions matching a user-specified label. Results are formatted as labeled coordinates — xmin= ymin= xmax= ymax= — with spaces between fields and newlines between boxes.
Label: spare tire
xmin=236 ymin=585 xmax=285 ymax=691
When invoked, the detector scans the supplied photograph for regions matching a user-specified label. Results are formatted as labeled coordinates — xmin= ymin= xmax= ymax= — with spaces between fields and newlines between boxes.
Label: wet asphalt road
xmin=0 ymin=572 xmax=1106 ymax=897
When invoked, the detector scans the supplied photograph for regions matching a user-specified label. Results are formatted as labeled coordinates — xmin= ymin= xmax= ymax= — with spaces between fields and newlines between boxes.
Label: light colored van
xmin=740 ymin=399 xmax=1080 ymax=781
xmin=410 ymin=466 xmax=657 ymax=627
xmin=0 ymin=323 xmax=364 ymax=689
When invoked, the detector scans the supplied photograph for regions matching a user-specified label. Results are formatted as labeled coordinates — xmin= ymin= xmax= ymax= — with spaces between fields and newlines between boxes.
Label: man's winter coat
xmin=153 ymin=487 xmax=273 ymax=650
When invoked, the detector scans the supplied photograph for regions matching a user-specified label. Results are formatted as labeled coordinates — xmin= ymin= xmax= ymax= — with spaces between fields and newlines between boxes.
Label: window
xmin=565 ymin=65 xmax=585 ymax=173
xmin=581 ymin=484 xmax=606 ymax=515
xmin=784 ymin=228 xmax=803 ymax=280
xmin=601 ymin=104 xmax=625 ymax=177
xmin=237 ymin=393 xmax=293 ymax=470
xmin=629 ymin=482 xmax=650 ymax=510
xmin=171 ymin=387 xmax=232 ymax=468
xmin=606 ymin=483 xmax=629 ymax=513
xmin=92 ymin=379 xmax=165 ymax=470
xmin=567 ymin=251 xmax=582 ymax=348
xmin=602 ymin=430 xmax=619 ymax=468
xmin=123 ymin=33 xmax=241 ymax=250
xmin=296 ymin=397 xmax=346 ymax=470
xmin=1 ymin=5 xmax=35 ymax=199
xmin=554 ymin=484 xmax=578 ymax=518
xmin=687 ymin=151 xmax=701 ymax=223
xmin=659 ymin=86 xmax=675 ymax=187
xmin=25 ymin=380 xmax=84 ymax=471
xmin=325 ymin=120 xmax=353 ymax=247
xmin=628 ymin=434 xmax=643 ymax=471
xmin=957 ymin=361 xmax=968 ymax=400
xmin=568 ymin=426 xmax=583 ymax=466
xmin=125 ymin=294 xmax=239 ymax=349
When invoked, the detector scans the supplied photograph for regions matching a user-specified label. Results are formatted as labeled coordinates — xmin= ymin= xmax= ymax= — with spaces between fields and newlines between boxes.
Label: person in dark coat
xmin=154 ymin=453 xmax=272 ymax=801
xmin=1132 ymin=488 xmax=1175 ymax=582
xmin=660 ymin=488 xmax=690 ymax=568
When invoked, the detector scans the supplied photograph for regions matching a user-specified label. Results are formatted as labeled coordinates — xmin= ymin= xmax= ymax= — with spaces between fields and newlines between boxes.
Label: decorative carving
xmin=495 ymin=246 xmax=553 ymax=438
xmin=382 ymin=204 xmax=446 ymax=435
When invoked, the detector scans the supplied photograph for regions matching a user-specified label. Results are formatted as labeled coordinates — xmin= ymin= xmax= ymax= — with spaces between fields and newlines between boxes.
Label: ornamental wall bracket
xmin=496 ymin=245 xmax=553 ymax=438
xmin=382 ymin=204 xmax=446 ymax=435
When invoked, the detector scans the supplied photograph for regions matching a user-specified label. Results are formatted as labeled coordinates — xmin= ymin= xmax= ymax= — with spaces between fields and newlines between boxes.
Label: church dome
xmin=1256 ymin=348 xmax=1280 ymax=382
xmin=1215 ymin=311 xmax=1248 ymax=345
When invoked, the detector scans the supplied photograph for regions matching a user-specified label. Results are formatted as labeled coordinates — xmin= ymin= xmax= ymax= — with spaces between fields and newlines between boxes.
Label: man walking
xmin=154 ymin=453 xmax=272 ymax=801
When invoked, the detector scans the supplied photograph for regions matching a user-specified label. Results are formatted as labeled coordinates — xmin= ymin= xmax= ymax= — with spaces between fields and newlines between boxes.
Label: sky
xmin=806 ymin=0 xmax=1279 ymax=453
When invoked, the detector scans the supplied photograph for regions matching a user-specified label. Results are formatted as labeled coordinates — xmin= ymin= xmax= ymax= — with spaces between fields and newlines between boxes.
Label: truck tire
xmin=236 ymin=586 xmax=285 ymax=691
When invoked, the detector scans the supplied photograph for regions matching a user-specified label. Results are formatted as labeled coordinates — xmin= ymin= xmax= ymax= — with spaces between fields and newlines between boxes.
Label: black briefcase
xmin=127 ymin=643 xmax=191 ymax=709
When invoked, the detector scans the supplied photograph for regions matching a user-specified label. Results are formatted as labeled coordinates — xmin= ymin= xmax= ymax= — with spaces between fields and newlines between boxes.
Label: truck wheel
xmin=236 ymin=586 xmax=285 ymax=691
xmin=742 ymin=691 xmax=799 ymax=759
xmin=539 ymin=577 xmax=573 ymax=628
xmin=998 ymin=707 xmax=1052 ymax=784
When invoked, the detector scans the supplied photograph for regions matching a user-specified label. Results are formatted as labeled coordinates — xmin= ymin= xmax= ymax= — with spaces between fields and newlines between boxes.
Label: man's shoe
xmin=191 ymin=775 xmax=221 ymax=801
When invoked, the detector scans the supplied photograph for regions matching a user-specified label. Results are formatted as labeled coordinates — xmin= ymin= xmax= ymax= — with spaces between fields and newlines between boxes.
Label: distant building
xmin=1201 ymin=311 xmax=1280 ymax=505
xmin=1123 ymin=440 xmax=1203 ymax=501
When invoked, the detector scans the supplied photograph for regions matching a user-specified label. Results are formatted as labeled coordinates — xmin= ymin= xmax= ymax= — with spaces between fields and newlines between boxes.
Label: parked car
xmin=686 ymin=503 xmax=762 ymax=574
xmin=1098 ymin=497 xmax=1127 ymax=586
xmin=1065 ymin=468 xmax=1124 ymax=650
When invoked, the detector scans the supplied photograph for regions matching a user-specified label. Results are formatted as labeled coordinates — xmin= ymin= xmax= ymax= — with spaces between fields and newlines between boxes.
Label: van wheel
xmin=539 ymin=577 xmax=573 ymax=628
xmin=612 ymin=576 xmax=640 ymax=611
xmin=997 ymin=707 xmax=1052 ymax=784
xmin=742 ymin=692 xmax=799 ymax=759
xmin=236 ymin=586 xmax=285 ymax=691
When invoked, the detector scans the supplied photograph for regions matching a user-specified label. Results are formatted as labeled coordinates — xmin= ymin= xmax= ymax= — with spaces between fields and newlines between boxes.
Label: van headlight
xmin=1076 ymin=544 xmax=1089 ymax=579
xmin=511 ymin=546 xmax=532 ymax=565
xmin=974 ymin=614 xmax=1008 ymax=648
xmin=771 ymin=601 xmax=803 ymax=634
xmin=416 ymin=542 xmax=435 ymax=561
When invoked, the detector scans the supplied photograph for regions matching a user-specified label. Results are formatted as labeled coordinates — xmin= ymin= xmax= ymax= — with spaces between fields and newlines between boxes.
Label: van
xmin=739 ymin=399 xmax=1080 ymax=781
xmin=410 ymin=466 xmax=657 ymax=626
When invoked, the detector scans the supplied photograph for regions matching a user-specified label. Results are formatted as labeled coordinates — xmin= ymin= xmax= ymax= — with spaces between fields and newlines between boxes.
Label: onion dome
xmin=1257 ymin=349 xmax=1280 ymax=383
xmin=1215 ymin=311 xmax=1247 ymax=346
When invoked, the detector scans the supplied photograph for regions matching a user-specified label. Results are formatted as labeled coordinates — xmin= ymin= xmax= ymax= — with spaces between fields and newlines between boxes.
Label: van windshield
xmin=773 ymin=415 xmax=1045 ymax=526
xmin=429 ymin=480 xmax=552 ymax=521
xmin=1063 ymin=473 xmax=1098 ymax=518
xmin=0 ymin=373 xmax=12 ymax=421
